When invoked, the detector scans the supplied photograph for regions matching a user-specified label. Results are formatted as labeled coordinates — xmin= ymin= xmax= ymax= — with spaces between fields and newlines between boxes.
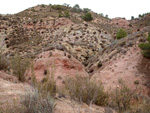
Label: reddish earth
xmin=24 ymin=17 xmax=74 ymax=30
xmin=55 ymin=98 xmax=116 ymax=113
xmin=0 ymin=72 xmax=31 ymax=107
xmin=111 ymin=17 xmax=130 ymax=28
xmin=92 ymin=46 xmax=150 ymax=94
xmin=54 ymin=18 xmax=74 ymax=28
xmin=26 ymin=50 xmax=88 ymax=87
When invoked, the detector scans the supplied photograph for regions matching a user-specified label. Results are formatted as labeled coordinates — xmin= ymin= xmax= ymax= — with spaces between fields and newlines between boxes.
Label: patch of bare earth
xmin=55 ymin=98 xmax=116 ymax=113
xmin=92 ymin=46 xmax=150 ymax=95
xmin=26 ymin=50 xmax=88 ymax=87
xmin=0 ymin=72 xmax=31 ymax=108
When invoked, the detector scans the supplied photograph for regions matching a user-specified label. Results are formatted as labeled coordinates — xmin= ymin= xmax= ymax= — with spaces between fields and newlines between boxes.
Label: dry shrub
xmin=10 ymin=55 xmax=30 ymax=82
xmin=0 ymin=55 xmax=8 ymax=70
xmin=110 ymin=82 xmax=135 ymax=112
xmin=21 ymin=65 xmax=56 ymax=113
xmin=0 ymin=98 xmax=24 ymax=113
xmin=65 ymin=75 xmax=109 ymax=106
xmin=130 ymin=96 xmax=150 ymax=113
xmin=38 ymin=75 xmax=56 ymax=97
xmin=22 ymin=88 xmax=55 ymax=113
xmin=30 ymin=64 xmax=57 ymax=97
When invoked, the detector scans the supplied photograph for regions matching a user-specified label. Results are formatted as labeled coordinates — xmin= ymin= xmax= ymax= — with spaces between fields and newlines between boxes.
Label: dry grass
xmin=30 ymin=64 xmax=57 ymax=97
xmin=10 ymin=55 xmax=30 ymax=82
xmin=0 ymin=88 xmax=55 ymax=113
xmin=22 ymin=88 xmax=55 ymax=113
xmin=0 ymin=55 xmax=7 ymax=70
xmin=65 ymin=75 xmax=109 ymax=106
xmin=110 ymin=83 xmax=135 ymax=112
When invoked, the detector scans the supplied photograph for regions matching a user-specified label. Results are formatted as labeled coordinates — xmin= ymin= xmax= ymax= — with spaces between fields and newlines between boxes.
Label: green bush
xmin=65 ymin=76 xmax=109 ymax=106
xmin=82 ymin=12 xmax=93 ymax=21
xmin=131 ymin=16 xmax=134 ymax=20
xmin=59 ymin=10 xmax=70 ymax=18
xmin=83 ymin=8 xmax=91 ymax=13
xmin=51 ymin=5 xmax=64 ymax=10
xmin=116 ymin=29 xmax=127 ymax=39
xmin=97 ymin=61 xmax=102 ymax=68
xmin=139 ymin=33 xmax=150 ymax=58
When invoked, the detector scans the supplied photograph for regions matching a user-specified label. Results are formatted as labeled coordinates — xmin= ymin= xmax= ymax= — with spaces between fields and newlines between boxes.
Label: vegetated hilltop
xmin=0 ymin=4 xmax=135 ymax=69
xmin=0 ymin=4 xmax=150 ymax=113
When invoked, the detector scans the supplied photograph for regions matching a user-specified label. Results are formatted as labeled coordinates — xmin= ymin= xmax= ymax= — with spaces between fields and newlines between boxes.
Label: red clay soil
xmin=25 ymin=50 xmax=88 ymax=87
xmin=92 ymin=46 xmax=150 ymax=95
xmin=24 ymin=17 xmax=74 ymax=30
xmin=111 ymin=17 xmax=130 ymax=28
xmin=0 ymin=72 xmax=31 ymax=107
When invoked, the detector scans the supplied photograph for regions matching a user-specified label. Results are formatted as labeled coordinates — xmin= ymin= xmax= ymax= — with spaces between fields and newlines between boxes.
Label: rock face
xmin=26 ymin=50 xmax=88 ymax=87
xmin=111 ymin=18 xmax=130 ymax=28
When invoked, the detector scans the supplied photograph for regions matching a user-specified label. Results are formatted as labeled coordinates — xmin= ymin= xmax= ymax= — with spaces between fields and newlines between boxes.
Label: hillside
xmin=0 ymin=4 xmax=150 ymax=113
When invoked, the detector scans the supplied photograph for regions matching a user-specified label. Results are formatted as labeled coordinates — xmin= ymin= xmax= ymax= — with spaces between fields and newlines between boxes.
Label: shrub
xmin=0 ymin=55 xmax=7 ymax=70
xmin=105 ymin=15 xmax=109 ymax=18
xmin=97 ymin=61 xmax=102 ymax=68
xmin=31 ymin=65 xmax=57 ymax=97
xmin=22 ymin=88 xmax=55 ymax=113
xmin=10 ymin=55 xmax=30 ymax=82
xmin=65 ymin=76 xmax=109 ymax=106
xmin=139 ymin=33 xmax=150 ymax=58
xmin=67 ymin=54 xmax=71 ymax=58
xmin=39 ymin=75 xmax=57 ymax=97
xmin=134 ymin=80 xmax=140 ymax=85
xmin=82 ymin=13 xmax=93 ymax=21
xmin=64 ymin=10 xmax=70 ymax=18
xmin=71 ymin=4 xmax=82 ymax=13
xmin=142 ymin=99 xmax=150 ymax=113
xmin=59 ymin=10 xmax=70 ymax=18
xmin=41 ymin=4 xmax=45 ymax=8
xmin=131 ymin=16 xmax=134 ymax=20
xmin=51 ymin=5 xmax=64 ymax=10
xmin=116 ymin=29 xmax=127 ymax=39
xmin=83 ymin=8 xmax=91 ymax=13
xmin=111 ymin=82 xmax=135 ymax=112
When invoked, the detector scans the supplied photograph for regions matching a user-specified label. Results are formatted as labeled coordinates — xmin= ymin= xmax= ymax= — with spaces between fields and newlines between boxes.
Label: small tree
xmin=139 ymin=33 xmax=150 ymax=58
xmin=71 ymin=4 xmax=82 ymax=13
xmin=131 ymin=16 xmax=134 ymax=20
xmin=100 ymin=13 xmax=104 ymax=17
xmin=82 ymin=12 xmax=93 ymax=21
xmin=139 ymin=14 xmax=142 ymax=18
xmin=105 ymin=15 xmax=109 ymax=18
xmin=83 ymin=8 xmax=91 ymax=13
xmin=116 ymin=29 xmax=127 ymax=39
